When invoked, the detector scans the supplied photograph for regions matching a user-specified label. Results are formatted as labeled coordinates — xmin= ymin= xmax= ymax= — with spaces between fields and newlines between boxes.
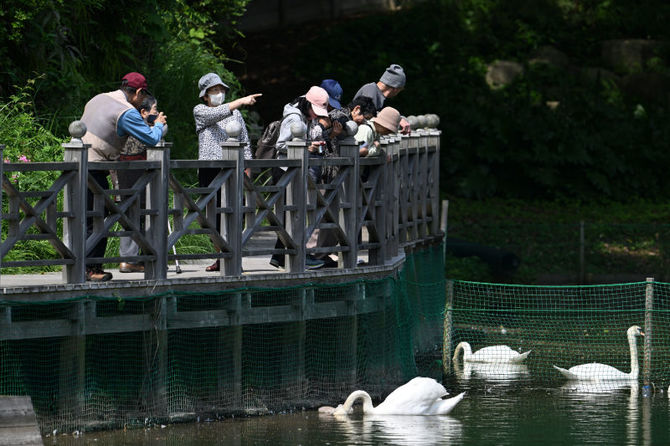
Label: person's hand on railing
xmin=399 ymin=117 xmax=411 ymax=135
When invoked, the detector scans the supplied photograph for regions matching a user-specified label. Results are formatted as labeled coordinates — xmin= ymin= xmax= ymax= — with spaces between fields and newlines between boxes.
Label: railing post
xmin=221 ymin=122 xmax=244 ymax=276
xmin=62 ymin=122 xmax=89 ymax=283
xmin=427 ymin=114 xmax=441 ymax=237
xmin=387 ymin=134 xmax=401 ymax=260
xmin=145 ymin=141 xmax=170 ymax=280
xmin=339 ymin=135 xmax=359 ymax=268
xmin=286 ymin=123 xmax=307 ymax=272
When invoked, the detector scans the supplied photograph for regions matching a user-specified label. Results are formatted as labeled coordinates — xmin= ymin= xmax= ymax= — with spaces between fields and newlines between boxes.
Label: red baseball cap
xmin=122 ymin=72 xmax=151 ymax=94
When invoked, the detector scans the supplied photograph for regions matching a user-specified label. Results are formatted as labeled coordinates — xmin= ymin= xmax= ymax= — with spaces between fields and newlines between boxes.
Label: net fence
xmin=446 ymin=279 xmax=670 ymax=389
xmin=0 ymin=244 xmax=446 ymax=434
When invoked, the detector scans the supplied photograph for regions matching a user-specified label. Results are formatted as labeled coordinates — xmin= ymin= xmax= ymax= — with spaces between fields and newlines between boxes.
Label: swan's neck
xmin=628 ymin=332 xmax=640 ymax=379
xmin=341 ymin=390 xmax=374 ymax=413
xmin=453 ymin=342 xmax=472 ymax=361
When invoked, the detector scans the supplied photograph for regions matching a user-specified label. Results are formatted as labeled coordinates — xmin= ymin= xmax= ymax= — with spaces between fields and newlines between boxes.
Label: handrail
xmin=0 ymin=116 xmax=442 ymax=283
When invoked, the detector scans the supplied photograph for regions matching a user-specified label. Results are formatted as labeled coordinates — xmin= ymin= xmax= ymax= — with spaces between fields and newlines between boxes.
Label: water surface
xmin=49 ymin=375 xmax=670 ymax=445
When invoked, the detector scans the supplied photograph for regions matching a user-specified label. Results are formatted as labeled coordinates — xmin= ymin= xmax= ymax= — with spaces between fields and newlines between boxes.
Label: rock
xmin=601 ymin=39 xmax=668 ymax=73
xmin=528 ymin=46 xmax=569 ymax=68
xmin=485 ymin=60 xmax=524 ymax=89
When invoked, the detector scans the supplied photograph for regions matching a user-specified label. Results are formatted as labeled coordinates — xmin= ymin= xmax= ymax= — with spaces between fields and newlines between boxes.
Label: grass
xmin=445 ymin=198 xmax=670 ymax=284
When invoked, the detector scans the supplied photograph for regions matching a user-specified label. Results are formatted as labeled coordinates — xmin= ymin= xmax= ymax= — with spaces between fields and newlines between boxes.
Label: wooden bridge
xmin=0 ymin=116 xmax=442 ymax=331
xmin=0 ymin=117 xmax=444 ymax=432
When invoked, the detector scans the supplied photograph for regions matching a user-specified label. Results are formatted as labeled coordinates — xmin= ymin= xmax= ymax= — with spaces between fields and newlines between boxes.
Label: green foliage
xmin=0 ymin=79 xmax=65 ymax=169
xmin=0 ymin=79 xmax=66 ymax=272
xmin=290 ymin=0 xmax=670 ymax=200
xmin=0 ymin=0 xmax=250 ymax=136
xmin=445 ymin=198 xmax=670 ymax=283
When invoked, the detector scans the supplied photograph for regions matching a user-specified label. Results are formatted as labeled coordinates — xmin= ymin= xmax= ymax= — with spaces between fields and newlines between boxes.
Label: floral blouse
xmin=193 ymin=103 xmax=252 ymax=160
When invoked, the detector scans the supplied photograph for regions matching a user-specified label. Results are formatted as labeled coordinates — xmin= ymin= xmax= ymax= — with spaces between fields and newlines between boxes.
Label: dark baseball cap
xmin=122 ymin=72 xmax=151 ymax=95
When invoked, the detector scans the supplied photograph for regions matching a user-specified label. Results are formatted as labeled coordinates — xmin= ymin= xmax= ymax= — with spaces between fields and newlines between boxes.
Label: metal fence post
xmin=145 ymin=141 xmax=170 ymax=280
xmin=643 ymin=276 xmax=653 ymax=395
xmin=62 ymin=122 xmax=89 ymax=283
xmin=443 ymin=279 xmax=454 ymax=375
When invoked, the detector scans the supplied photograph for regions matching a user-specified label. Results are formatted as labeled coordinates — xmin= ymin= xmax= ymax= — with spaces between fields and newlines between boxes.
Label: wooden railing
xmin=0 ymin=117 xmax=441 ymax=283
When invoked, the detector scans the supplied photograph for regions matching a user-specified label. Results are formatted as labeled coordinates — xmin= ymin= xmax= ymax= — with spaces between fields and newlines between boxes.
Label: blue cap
xmin=320 ymin=79 xmax=343 ymax=109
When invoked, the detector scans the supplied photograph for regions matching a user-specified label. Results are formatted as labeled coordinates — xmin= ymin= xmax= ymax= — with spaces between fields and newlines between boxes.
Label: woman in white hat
xmin=193 ymin=72 xmax=261 ymax=272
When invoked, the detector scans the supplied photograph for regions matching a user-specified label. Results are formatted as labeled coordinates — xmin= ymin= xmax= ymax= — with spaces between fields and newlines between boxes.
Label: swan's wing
xmin=554 ymin=364 xmax=580 ymax=380
xmin=509 ymin=350 xmax=531 ymax=363
xmin=385 ymin=377 xmax=447 ymax=401
xmin=471 ymin=345 xmax=527 ymax=363
xmin=555 ymin=363 xmax=628 ymax=380
xmin=376 ymin=377 xmax=448 ymax=414
xmin=427 ymin=392 xmax=466 ymax=415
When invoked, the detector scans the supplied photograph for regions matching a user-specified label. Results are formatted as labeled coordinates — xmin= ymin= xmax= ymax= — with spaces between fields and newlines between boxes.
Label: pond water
xmin=48 ymin=373 xmax=670 ymax=446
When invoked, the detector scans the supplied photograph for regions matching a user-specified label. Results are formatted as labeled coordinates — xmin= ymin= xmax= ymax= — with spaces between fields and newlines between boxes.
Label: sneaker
xmin=119 ymin=262 xmax=144 ymax=273
xmin=86 ymin=269 xmax=113 ymax=282
xmin=305 ymin=255 xmax=325 ymax=270
xmin=269 ymin=257 xmax=284 ymax=269
xmin=322 ymin=256 xmax=338 ymax=268
xmin=205 ymin=260 xmax=220 ymax=272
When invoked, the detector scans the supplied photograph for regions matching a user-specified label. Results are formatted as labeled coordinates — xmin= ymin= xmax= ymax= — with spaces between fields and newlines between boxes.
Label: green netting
xmin=446 ymin=280 xmax=669 ymax=387
xmin=0 ymin=243 xmax=446 ymax=434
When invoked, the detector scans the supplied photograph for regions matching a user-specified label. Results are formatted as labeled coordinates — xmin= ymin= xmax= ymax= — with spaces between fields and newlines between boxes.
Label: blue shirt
xmin=117 ymin=108 xmax=164 ymax=146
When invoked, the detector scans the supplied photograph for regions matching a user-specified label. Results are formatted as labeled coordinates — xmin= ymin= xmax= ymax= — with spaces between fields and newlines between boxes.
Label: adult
xmin=117 ymin=94 xmax=167 ymax=273
xmin=353 ymin=64 xmax=411 ymax=134
xmin=320 ymin=79 xmax=343 ymax=110
xmin=80 ymin=72 xmax=167 ymax=281
xmin=308 ymin=96 xmax=378 ymax=268
xmin=269 ymin=86 xmax=331 ymax=270
xmin=355 ymin=106 xmax=401 ymax=150
xmin=194 ymin=72 xmax=261 ymax=272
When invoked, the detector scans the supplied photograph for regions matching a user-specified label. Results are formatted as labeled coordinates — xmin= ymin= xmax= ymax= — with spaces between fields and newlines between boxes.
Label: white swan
xmin=553 ymin=325 xmax=644 ymax=381
xmin=452 ymin=341 xmax=531 ymax=364
xmin=320 ymin=377 xmax=465 ymax=416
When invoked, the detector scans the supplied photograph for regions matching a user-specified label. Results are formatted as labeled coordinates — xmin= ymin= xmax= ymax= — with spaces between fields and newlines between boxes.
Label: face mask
xmin=209 ymin=92 xmax=225 ymax=106
xmin=146 ymin=114 xmax=158 ymax=125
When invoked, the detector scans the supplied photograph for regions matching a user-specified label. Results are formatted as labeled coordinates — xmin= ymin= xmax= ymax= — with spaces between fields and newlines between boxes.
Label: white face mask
xmin=209 ymin=92 xmax=225 ymax=106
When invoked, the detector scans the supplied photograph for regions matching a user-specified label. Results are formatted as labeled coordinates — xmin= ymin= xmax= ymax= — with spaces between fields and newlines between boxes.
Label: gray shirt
xmin=193 ymin=103 xmax=251 ymax=160
xmin=353 ymin=82 xmax=386 ymax=111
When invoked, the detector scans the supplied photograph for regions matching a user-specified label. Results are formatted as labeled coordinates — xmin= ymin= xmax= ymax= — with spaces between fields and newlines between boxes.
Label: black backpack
xmin=254 ymin=112 xmax=301 ymax=159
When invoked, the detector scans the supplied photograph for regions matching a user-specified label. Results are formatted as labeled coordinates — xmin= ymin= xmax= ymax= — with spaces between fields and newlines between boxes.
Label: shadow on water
xmin=49 ymin=377 xmax=670 ymax=446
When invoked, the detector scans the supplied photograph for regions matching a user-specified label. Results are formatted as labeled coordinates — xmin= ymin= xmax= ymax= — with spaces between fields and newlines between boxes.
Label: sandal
xmin=206 ymin=260 xmax=220 ymax=272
